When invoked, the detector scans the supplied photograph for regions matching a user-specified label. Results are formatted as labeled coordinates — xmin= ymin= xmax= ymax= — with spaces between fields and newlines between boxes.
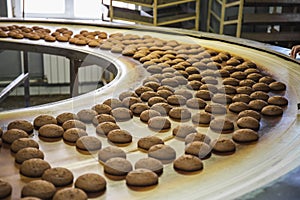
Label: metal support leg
xmin=23 ymin=51 xmax=30 ymax=107
xmin=70 ymin=58 xmax=80 ymax=97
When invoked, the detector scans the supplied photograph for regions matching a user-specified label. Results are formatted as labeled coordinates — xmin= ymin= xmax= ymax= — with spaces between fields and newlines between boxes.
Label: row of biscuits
xmin=0 ymin=24 xmax=288 ymax=199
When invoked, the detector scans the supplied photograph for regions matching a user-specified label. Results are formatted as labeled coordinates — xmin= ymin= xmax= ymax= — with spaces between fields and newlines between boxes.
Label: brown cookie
xmin=104 ymin=157 xmax=133 ymax=176
xmin=119 ymin=91 xmax=138 ymax=101
xmin=96 ymin=122 xmax=120 ymax=135
xmin=33 ymin=114 xmax=57 ymax=129
xmin=0 ymin=179 xmax=12 ymax=199
xmin=150 ymin=102 xmax=173 ymax=115
xmin=98 ymin=146 xmax=126 ymax=162
xmin=15 ymin=147 xmax=44 ymax=164
xmin=228 ymin=102 xmax=249 ymax=113
xmin=11 ymin=138 xmax=39 ymax=153
xmin=148 ymin=116 xmax=171 ymax=130
xmin=232 ymin=128 xmax=259 ymax=143
xmin=75 ymin=173 xmax=106 ymax=193
xmin=103 ymin=98 xmax=123 ymax=109
xmin=192 ymin=111 xmax=214 ymax=125
xmin=269 ymin=81 xmax=286 ymax=91
xmin=42 ymin=167 xmax=74 ymax=187
xmin=232 ymin=94 xmax=251 ymax=103
xmin=107 ymin=129 xmax=132 ymax=144
xmin=211 ymin=93 xmax=232 ymax=104
xmin=211 ymin=138 xmax=236 ymax=153
xmin=261 ymin=105 xmax=283 ymax=116
xmin=134 ymin=157 xmax=163 ymax=175
xmin=56 ymin=112 xmax=78 ymax=125
xmin=137 ymin=136 xmax=164 ymax=150
xmin=21 ymin=180 xmax=56 ymax=199
xmin=268 ymin=96 xmax=288 ymax=106
xmin=122 ymin=97 xmax=142 ymax=108
xmin=237 ymin=116 xmax=260 ymax=130
xmin=77 ymin=109 xmax=98 ymax=123
xmin=167 ymin=95 xmax=187 ymax=106
xmin=209 ymin=118 xmax=234 ymax=133
xmin=111 ymin=107 xmax=133 ymax=121
xmin=76 ymin=136 xmax=102 ymax=151
xmin=92 ymin=104 xmax=112 ymax=114
xmin=148 ymin=144 xmax=176 ymax=161
xmin=168 ymin=107 xmax=191 ymax=120
xmin=172 ymin=125 xmax=197 ymax=138
xmin=185 ymin=132 xmax=211 ymax=145
xmin=92 ymin=114 xmax=116 ymax=126
xmin=248 ymin=99 xmax=268 ymax=111
xmin=126 ymin=169 xmax=158 ymax=187
xmin=8 ymin=120 xmax=34 ymax=134
xmin=38 ymin=124 xmax=64 ymax=138
xmin=195 ymin=90 xmax=213 ymax=100
xmin=62 ymin=119 xmax=86 ymax=130
xmin=130 ymin=103 xmax=150 ymax=116
xmin=238 ymin=109 xmax=261 ymax=121
xmin=173 ymin=154 xmax=203 ymax=172
xmin=205 ymin=103 xmax=227 ymax=114
xmin=2 ymin=129 xmax=28 ymax=144
xmin=53 ymin=188 xmax=87 ymax=200
xmin=20 ymin=158 xmax=51 ymax=177
xmin=250 ymin=91 xmax=269 ymax=101
xmin=185 ymin=141 xmax=212 ymax=159
xmin=63 ymin=128 xmax=88 ymax=143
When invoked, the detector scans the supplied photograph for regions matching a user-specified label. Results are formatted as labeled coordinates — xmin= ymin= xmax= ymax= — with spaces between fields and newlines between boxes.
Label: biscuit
xmin=205 ymin=103 xmax=227 ymax=114
xmin=269 ymin=81 xmax=286 ymax=91
xmin=172 ymin=125 xmax=197 ymax=138
xmin=103 ymin=98 xmax=123 ymax=109
xmin=252 ymin=82 xmax=270 ymax=92
xmin=92 ymin=104 xmax=112 ymax=114
xmin=195 ymin=90 xmax=212 ymax=100
xmin=250 ymin=91 xmax=269 ymax=101
xmin=187 ymin=80 xmax=203 ymax=90
xmin=232 ymin=94 xmax=251 ymax=103
xmin=42 ymin=167 xmax=73 ymax=187
xmin=167 ymin=95 xmax=187 ymax=106
xmin=237 ymin=116 xmax=260 ymax=130
xmin=53 ymin=188 xmax=87 ymax=200
xmin=248 ymin=99 xmax=268 ymax=111
xmin=201 ymin=76 xmax=218 ymax=85
xmin=230 ymin=71 xmax=247 ymax=80
xmin=122 ymin=97 xmax=142 ymax=108
xmin=126 ymin=169 xmax=158 ymax=187
xmin=211 ymin=138 xmax=236 ymax=153
xmin=75 ymin=173 xmax=106 ymax=193
xmin=8 ymin=120 xmax=34 ymax=134
xmin=185 ymin=141 xmax=212 ymax=159
xmin=0 ymin=179 xmax=12 ymax=199
xmin=134 ymin=157 xmax=163 ymax=175
xmin=21 ymin=180 xmax=56 ymax=199
xmin=147 ymin=65 xmax=162 ymax=74
xmin=130 ymin=103 xmax=150 ymax=116
xmin=247 ymin=73 xmax=263 ymax=82
xmin=63 ymin=128 xmax=88 ymax=143
xmin=150 ymin=102 xmax=173 ymax=115
xmin=77 ymin=109 xmax=98 ymax=123
xmin=261 ymin=105 xmax=283 ymax=116
xmin=209 ymin=118 xmax=234 ymax=133
xmin=98 ymin=146 xmax=126 ymax=162
xmin=38 ymin=124 xmax=64 ymax=138
xmin=222 ymin=77 xmax=239 ymax=86
xmin=62 ymin=119 xmax=86 ymax=130
xmin=107 ymin=129 xmax=132 ymax=144
xmin=232 ymin=129 xmax=259 ymax=143
xmin=185 ymin=132 xmax=211 ymax=145
xmin=141 ymin=91 xmax=159 ymax=101
xmin=186 ymin=98 xmax=207 ymax=109
xmin=148 ymin=144 xmax=176 ymax=161
xmin=15 ymin=147 xmax=44 ymax=164
xmin=236 ymin=86 xmax=253 ymax=95
xmin=138 ymin=137 xmax=165 ymax=153
xmin=119 ymin=91 xmax=138 ymax=101
xmin=144 ymin=81 xmax=161 ymax=91
xmin=268 ymin=96 xmax=288 ymax=106
xmin=2 ymin=129 xmax=28 ymax=144
xmin=33 ymin=114 xmax=57 ymax=129
xmin=135 ymin=86 xmax=154 ymax=96
xmin=140 ymin=110 xmax=161 ymax=122
xmin=219 ymin=85 xmax=237 ymax=95
xmin=157 ymin=85 xmax=175 ymax=92
xmin=168 ymin=107 xmax=191 ymax=120
xmin=11 ymin=138 xmax=39 ymax=153
xmin=191 ymin=111 xmax=214 ymax=125
xmin=76 ymin=136 xmax=102 ymax=151
xmin=161 ymin=78 xmax=179 ymax=87
xmin=173 ymin=154 xmax=203 ymax=172
xmin=20 ymin=158 xmax=51 ymax=177
xmin=148 ymin=96 xmax=167 ymax=107
xmin=239 ymin=79 xmax=256 ymax=87
xmin=104 ymin=157 xmax=133 ymax=176
xmin=111 ymin=107 xmax=133 ymax=121
xmin=211 ymin=93 xmax=232 ymax=104
xmin=96 ymin=122 xmax=120 ymax=135
xmin=259 ymin=76 xmax=275 ymax=84
xmin=229 ymin=102 xmax=249 ymax=113
xmin=92 ymin=114 xmax=116 ymax=126
xmin=148 ymin=116 xmax=171 ymax=130
xmin=239 ymin=111 xmax=261 ymax=123
xmin=56 ymin=112 xmax=78 ymax=125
